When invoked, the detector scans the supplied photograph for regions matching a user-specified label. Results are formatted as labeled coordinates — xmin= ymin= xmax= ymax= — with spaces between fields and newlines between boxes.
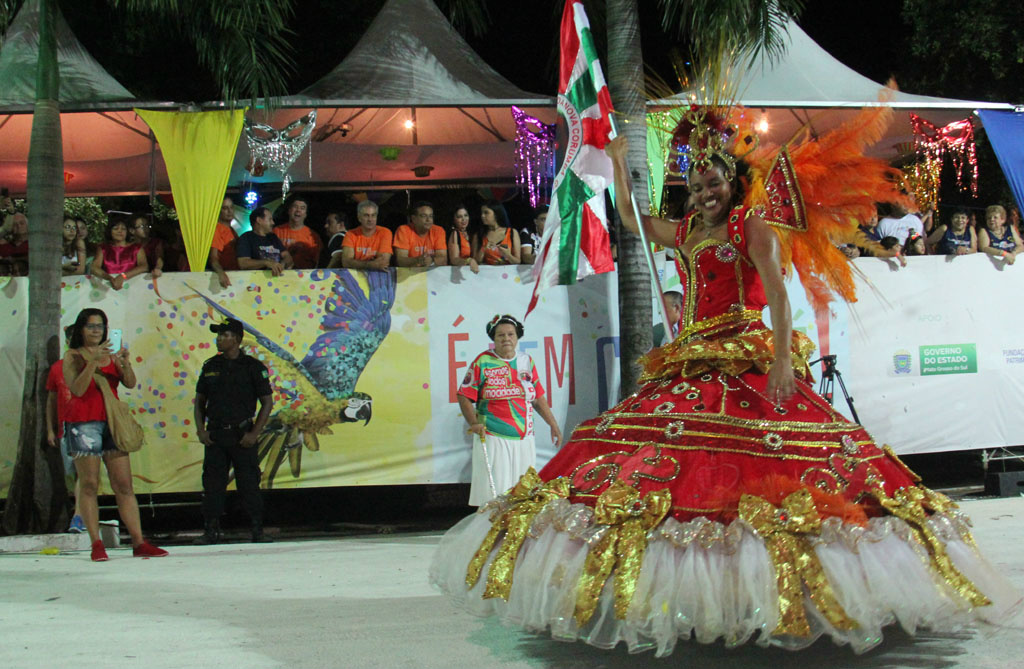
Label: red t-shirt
xmin=63 ymin=357 xmax=121 ymax=423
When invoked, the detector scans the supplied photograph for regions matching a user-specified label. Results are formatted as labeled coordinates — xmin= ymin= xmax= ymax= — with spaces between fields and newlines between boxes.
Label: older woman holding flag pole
xmin=457 ymin=315 xmax=562 ymax=506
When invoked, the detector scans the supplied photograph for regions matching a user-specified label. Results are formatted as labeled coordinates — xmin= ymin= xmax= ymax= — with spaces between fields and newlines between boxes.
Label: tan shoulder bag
xmin=92 ymin=373 xmax=145 ymax=452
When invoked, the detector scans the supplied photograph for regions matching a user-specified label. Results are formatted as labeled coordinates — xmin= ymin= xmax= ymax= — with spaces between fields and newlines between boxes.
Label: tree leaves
xmin=657 ymin=0 xmax=805 ymax=67
xmin=108 ymin=0 xmax=296 ymax=106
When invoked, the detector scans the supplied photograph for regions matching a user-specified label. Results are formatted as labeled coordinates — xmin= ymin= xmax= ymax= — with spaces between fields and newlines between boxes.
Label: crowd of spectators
xmin=9 ymin=187 xmax=1019 ymax=285
xmin=843 ymin=203 xmax=1024 ymax=267
xmin=0 ymin=191 xmax=565 ymax=284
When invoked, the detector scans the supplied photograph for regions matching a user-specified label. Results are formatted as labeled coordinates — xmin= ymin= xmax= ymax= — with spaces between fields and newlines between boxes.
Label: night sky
xmin=58 ymin=1 xmax=910 ymax=104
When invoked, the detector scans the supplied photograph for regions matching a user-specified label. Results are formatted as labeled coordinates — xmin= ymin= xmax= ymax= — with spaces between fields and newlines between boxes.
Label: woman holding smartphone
xmin=62 ymin=308 xmax=167 ymax=561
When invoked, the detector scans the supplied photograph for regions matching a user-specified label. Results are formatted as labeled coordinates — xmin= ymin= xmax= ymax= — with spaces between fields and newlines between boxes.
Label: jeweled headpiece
xmin=671 ymin=106 xmax=757 ymax=184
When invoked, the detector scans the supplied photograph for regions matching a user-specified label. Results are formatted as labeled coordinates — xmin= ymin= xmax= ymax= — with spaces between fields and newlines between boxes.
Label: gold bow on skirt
xmin=739 ymin=489 xmax=857 ymax=637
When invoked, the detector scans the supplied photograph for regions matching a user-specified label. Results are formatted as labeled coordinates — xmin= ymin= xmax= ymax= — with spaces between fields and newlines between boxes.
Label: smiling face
xmin=687 ymin=165 xmax=734 ymax=224
xmin=493 ymin=323 xmax=519 ymax=357
xmin=951 ymin=212 xmax=968 ymax=232
xmin=987 ymin=209 xmax=1006 ymax=229
xmin=453 ymin=208 xmax=470 ymax=232
xmin=288 ymin=200 xmax=308 ymax=227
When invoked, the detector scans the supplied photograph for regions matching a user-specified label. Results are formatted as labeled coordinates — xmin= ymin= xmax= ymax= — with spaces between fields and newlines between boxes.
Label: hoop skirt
xmin=429 ymin=210 xmax=1021 ymax=656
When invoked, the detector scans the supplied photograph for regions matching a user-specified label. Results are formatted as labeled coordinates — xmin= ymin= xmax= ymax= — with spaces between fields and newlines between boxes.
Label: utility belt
xmin=205 ymin=418 xmax=253 ymax=432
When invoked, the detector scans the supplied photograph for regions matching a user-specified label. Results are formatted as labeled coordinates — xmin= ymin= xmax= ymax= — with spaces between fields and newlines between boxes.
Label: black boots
xmin=251 ymin=524 xmax=273 ymax=543
xmin=193 ymin=519 xmax=223 ymax=545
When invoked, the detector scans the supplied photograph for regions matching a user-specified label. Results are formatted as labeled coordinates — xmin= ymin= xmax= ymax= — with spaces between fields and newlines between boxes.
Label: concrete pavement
xmin=3 ymin=496 xmax=1024 ymax=668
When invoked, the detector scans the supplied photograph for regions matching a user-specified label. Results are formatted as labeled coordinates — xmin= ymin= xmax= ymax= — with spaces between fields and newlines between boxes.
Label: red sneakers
xmin=90 ymin=539 xmax=109 ymax=562
xmin=132 ymin=541 xmax=169 ymax=558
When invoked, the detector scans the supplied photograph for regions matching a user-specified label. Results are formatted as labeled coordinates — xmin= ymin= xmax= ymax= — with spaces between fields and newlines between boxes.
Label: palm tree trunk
xmin=606 ymin=0 xmax=652 ymax=398
xmin=2 ymin=0 xmax=68 ymax=535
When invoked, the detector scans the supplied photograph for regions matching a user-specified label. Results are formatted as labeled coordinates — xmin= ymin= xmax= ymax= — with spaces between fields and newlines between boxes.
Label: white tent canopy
xmin=229 ymin=0 xmax=556 ymax=189
xmin=651 ymin=20 xmax=1014 ymax=157
xmin=291 ymin=0 xmax=548 ymax=107
xmin=0 ymin=0 xmax=139 ymax=110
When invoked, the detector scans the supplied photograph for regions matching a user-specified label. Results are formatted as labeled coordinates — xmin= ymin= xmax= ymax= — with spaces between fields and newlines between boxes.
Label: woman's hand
xmin=47 ymin=429 xmax=58 ymax=448
xmin=766 ymin=360 xmax=796 ymax=405
xmin=469 ymin=258 xmax=480 ymax=274
xmin=468 ymin=422 xmax=486 ymax=438
xmin=550 ymin=424 xmax=563 ymax=449
xmin=114 ymin=346 xmax=131 ymax=368
xmin=605 ymin=135 xmax=627 ymax=162
xmin=110 ymin=274 xmax=125 ymax=291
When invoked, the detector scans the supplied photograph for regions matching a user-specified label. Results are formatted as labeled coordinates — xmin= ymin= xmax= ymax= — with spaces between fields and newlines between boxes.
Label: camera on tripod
xmin=808 ymin=354 xmax=859 ymax=423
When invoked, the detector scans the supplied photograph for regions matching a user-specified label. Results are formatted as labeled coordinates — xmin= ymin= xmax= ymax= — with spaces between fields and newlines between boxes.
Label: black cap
xmin=209 ymin=317 xmax=244 ymax=338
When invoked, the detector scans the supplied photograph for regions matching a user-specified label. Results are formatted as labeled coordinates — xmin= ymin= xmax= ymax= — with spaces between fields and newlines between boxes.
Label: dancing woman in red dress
xmin=430 ymin=108 xmax=1021 ymax=656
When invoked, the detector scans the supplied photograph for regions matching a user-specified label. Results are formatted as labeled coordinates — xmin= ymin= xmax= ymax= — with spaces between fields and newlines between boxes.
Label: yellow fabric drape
xmin=135 ymin=109 xmax=245 ymax=272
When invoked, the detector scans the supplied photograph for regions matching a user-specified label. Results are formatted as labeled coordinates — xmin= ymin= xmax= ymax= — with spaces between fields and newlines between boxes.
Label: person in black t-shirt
xmin=194 ymin=318 xmax=274 ymax=544
xmin=324 ymin=211 xmax=348 ymax=268
xmin=237 ymin=207 xmax=292 ymax=276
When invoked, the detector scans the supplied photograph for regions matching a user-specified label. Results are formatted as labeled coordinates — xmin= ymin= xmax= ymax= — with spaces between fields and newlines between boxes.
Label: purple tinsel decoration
xmin=511 ymin=106 xmax=556 ymax=207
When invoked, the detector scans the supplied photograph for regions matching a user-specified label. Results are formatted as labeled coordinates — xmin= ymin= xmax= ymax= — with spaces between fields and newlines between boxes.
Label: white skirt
xmin=429 ymin=497 xmax=1024 ymax=656
xmin=469 ymin=432 xmax=536 ymax=507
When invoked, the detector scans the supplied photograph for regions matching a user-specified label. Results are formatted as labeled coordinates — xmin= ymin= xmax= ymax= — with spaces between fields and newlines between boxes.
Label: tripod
xmin=808 ymin=355 xmax=860 ymax=424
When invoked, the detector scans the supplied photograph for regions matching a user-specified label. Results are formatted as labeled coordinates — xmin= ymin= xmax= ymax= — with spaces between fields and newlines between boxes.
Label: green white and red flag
xmin=526 ymin=0 xmax=616 ymax=317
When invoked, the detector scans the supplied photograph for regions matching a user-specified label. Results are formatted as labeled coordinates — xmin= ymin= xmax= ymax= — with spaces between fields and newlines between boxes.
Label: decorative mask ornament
xmin=511 ymin=106 xmax=556 ymax=207
xmin=244 ymin=110 xmax=317 ymax=199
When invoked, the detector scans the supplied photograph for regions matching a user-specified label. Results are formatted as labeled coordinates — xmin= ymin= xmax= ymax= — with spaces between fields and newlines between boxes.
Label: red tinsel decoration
xmin=909 ymin=113 xmax=979 ymax=196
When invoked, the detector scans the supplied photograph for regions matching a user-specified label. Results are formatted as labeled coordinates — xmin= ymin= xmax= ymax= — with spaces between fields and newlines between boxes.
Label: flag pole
xmin=608 ymin=116 xmax=675 ymax=341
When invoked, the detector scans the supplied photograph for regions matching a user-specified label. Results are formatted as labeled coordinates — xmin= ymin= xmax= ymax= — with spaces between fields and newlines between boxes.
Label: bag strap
xmin=91 ymin=373 xmax=116 ymax=403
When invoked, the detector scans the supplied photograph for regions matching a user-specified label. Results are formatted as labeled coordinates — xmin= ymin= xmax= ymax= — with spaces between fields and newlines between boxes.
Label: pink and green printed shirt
xmin=458 ymin=350 xmax=545 ymax=440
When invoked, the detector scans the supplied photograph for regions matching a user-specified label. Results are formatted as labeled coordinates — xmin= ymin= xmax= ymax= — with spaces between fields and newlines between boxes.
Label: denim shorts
xmin=64 ymin=421 xmax=117 ymax=458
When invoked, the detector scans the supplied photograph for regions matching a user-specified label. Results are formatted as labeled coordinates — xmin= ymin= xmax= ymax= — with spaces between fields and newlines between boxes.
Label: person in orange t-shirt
xmin=342 ymin=200 xmax=393 ymax=271
xmin=394 ymin=201 xmax=448 ymax=267
xmin=210 ymin=197 xmax=238 ymax=288
xmin=273 ymin=197 xmax=322 ymax=269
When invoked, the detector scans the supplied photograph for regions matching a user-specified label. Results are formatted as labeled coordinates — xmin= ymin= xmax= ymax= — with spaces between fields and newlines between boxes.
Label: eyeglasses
xmin=83 ymin=324 xmax=105 ymax=331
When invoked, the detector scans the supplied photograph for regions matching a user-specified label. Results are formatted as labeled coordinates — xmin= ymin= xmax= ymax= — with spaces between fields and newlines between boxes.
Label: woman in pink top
xmin=63 ymin=308 xmax=167 ymax=562
xmin=91 ymin=216 xmax=148 ymax=290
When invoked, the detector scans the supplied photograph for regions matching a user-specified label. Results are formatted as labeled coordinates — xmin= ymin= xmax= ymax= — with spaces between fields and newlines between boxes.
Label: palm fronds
xmin=657 ymin=0 xmax=804 ymax=68
xmin=109 ymin=0 xmax=295 ymax=106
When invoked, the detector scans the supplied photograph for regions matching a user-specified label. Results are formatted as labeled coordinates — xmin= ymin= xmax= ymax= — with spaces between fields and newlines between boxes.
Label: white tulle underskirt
xmin=429 ymin=498 xmax=1022 ymax=657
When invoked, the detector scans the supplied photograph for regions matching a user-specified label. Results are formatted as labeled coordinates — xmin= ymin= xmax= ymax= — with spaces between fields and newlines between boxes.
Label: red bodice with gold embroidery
xmin=539 ymin=207 xmax=919 ymax=524
xmin=676 ymin=206 xmax=767 ymax=330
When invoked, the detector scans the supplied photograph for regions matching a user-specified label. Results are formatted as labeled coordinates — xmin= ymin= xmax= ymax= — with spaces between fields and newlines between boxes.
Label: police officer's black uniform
xmin=195 ymin=322 xmax=273 ymax=542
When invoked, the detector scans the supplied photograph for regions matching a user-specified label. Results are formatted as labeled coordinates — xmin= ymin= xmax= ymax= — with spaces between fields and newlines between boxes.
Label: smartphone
xmin=108 ymin=328 xmax=123 ymax=352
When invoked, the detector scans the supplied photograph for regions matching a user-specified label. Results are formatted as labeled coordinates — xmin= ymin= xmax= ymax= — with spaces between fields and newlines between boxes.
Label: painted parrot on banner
xmin=187 ymin=268 xmax=395 ymax=486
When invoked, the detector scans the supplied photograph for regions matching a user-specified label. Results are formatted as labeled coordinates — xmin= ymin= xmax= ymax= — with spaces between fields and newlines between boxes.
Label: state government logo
xmin=893 ymin=350 xmax=912 ymax=375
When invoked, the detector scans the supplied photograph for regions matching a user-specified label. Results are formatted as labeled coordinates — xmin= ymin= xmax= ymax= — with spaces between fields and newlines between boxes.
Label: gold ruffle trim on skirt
xmin=639 ymin=326 xmax=815 ymax=384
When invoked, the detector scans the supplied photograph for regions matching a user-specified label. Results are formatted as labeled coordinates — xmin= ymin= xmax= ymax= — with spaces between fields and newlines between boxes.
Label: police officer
xmin=194 ymin=318 xmax=274 ymax=544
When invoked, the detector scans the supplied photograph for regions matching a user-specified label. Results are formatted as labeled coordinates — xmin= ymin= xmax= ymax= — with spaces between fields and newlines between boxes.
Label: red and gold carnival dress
xmin=430 ymin=207 xmax=1021 ymax=656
